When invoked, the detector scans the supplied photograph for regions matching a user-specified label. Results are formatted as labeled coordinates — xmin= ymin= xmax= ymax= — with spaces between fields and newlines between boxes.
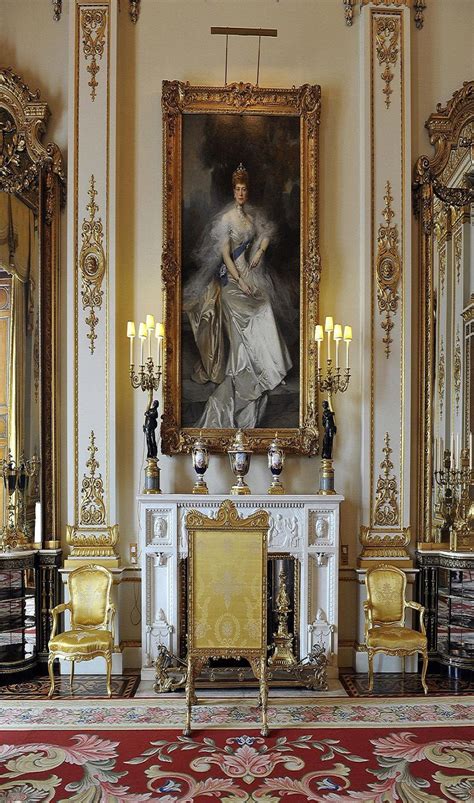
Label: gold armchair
xmin=48 ymin=564 xmax=116 ymax=698
xmin=364 ymin=564 xmax=428 ymax=695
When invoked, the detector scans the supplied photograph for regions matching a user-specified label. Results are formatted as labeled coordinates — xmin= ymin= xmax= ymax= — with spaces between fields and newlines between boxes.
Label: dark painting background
xmin=181 ymin=113 xmax=300 ymax=428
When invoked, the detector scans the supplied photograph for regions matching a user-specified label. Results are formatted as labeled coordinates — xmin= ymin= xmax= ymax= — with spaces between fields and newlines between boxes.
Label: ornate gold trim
xmin=375 ymin=16 xmax=400 ymax=109
xmin=161 ymin=81 xmax=321 ymax=455
xmin=52 ymin=0 xmax=62 ymax=21
xmin=376 ymin=181 xmax=400 ymax=357
xmin=65 ymin=524 xmax=119 ymax=566
xmin=344 ymin=0 xmax=354 ymax=25
xmin=453 ymin=227 xmax=462 ymax=284
xmin=79 ymin=175 xmax=105 ymax=354
xmin=358 ymin=524 xmax=412 ymax=567
xmin=439 ymin=246 xmax=446 ymax=295
xmin=438 ymin=338 xmax=445 ymax=416
xmin=81 ymin=7 xmax=107 ymax=102
xmin=80 ymin=431 xmax=106 ymax=526
xmin=129 ymin=0 xmax=140 ymax=23
xmin=413 ymin=81 xmax=474 ymax=544
xmin=453 ymin=328 xmax=461 ymax=415
xmin=374 ymin=433 xmax=400 ymax=526
xmin=348 ymin=1 xmax=425 ymax=29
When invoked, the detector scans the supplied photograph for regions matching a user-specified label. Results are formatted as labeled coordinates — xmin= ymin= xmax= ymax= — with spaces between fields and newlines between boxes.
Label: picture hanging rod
xmin=211 ymin=27 xmax=278 ymax=87
xmin=211 ymin=27 xmax=278 ymax=37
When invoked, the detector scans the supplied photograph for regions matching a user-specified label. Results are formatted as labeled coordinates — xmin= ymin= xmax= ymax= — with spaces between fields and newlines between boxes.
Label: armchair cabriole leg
xmin=368 ymin=651 xmax=374 ymax=692
xmin=106 ymin=654 xmax=112 ymax=697
xmin=70 ymin=660 xmax=75 ymax=692
xmin=48 ymin=657 xmax=55 ymax=698
xmin=260 ymin=656 xmax=269 ymax=737
xmin=421 ymin=652 xmax=429 ymax=695
xmin=184 ymin=657 xmax=193 ymax=736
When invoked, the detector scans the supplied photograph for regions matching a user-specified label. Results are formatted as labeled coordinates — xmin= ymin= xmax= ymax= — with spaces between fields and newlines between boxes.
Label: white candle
xmin=346 ymin=340 xmax=350 ymax=369
xmin=451 ymin=433 xmax=455 ymax=464
xmin=456 ymin=434 xmax=460 ymax=468
xmin=34 ymin=501 xmax=42 ymax=543
xmin=127 ymin=321 xmax=136 ymax=365
xmin=156 ymin=323 xmax=164 ymax=367
xmin=317 ymin=340 xmax=321 ymax=366
xmin=470 ymin=432 xmax=472 ymax=470
xmin=334 ymin=324 xmax=342 ymax=369
xmin=138 ymin=321 xmax=147 ymax=365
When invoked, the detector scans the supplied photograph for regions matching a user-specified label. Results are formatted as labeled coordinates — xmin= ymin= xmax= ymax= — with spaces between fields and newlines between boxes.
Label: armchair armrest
xmin=107 ymin=603 xmax=116 ymax=644
xmin=363 ymin=599 xmax=373 ymax=640
xmin=50 ymin=602 xmax=72 ymax=639
xmin=406 ymin=600 xmax=426 ymax=635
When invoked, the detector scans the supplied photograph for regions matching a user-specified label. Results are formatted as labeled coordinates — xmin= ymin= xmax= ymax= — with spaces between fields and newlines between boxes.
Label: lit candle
xmin=34 ymin=501 xmax=42 ymax=543
xmin=343 ymin=325 xmax=352 ymax=369
xmin=325 ymin=317 xmax=333 ymax=362
xmin=314 ymin=324 xmax=323 ymax=366
xmin=138 ymin=321 xmax=147 ymax=365
xmin=127 ymin=321 xmax=136 ymax=365
xmin=156 ymin=322 xmax=165 ymax=367
xmin=333 ymin=324 xmax=342 ymax=368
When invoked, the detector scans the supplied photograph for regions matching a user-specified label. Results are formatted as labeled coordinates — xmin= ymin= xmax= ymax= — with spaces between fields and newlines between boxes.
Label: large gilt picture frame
xmin=161 ymin=81 xmax=321 ymax=454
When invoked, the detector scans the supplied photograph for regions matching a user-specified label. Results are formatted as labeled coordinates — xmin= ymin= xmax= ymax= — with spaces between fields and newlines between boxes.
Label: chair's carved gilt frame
xmin=161 ymin=81 xmax=321 ymax=455
xmin=185 ymin=500 xmax=270 ymax=735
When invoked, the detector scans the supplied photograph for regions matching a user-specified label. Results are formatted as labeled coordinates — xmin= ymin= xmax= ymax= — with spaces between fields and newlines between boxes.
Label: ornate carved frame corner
xmin=0 ymin=68 xmax=65 ymax=546
xmin=345 ymin=1 xmax=427 ymax=29
xmin=160 ymin=81 xmax=321 ymax=455
xmin=413 ymin=81 xmax=474 ymax=544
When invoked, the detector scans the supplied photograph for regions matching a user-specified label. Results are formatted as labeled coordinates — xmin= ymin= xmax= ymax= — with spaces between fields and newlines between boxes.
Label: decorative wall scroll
xmin=375 ymin=16 xmax=400 ymax=109
xmin=81 ymin=7 xmax=107 ymax=102
xmin=454 ymin=329 xmax=461 ymax=415
xmin=80 ymin=431 xmax=106 ymax=526
xmin=161 ymin=81 xmax=321 ymax=455
xmin=373 ymin=433 xmax=400 ymax=526
xmin=376 ymin=181 xmax=400 ymax=358
xmin=453 ymin=228 xmax=462 ymax=284
xmin=439 ymin=247 xmax=446 ymax=295
xmin=438 ymin=339 xmax=445 ymax=416
xmin=79 ymin=175 xmax=105 ymax=354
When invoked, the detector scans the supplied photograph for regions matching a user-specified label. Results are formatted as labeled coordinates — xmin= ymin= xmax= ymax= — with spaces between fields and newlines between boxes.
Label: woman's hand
xmin=237 ymin=276 xmax=252 ymax=296
xmin=250 ymin=247 xmax=264 ymax=269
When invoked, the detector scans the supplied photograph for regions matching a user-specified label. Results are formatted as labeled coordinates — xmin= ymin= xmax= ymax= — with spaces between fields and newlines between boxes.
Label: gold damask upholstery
xmin=364 ymin=565 xmax=428 ymax=694
xmin=47 ymin=564 xmax=116 ymax=698
xmin=185 ymin=500 xmax=269 ymax=736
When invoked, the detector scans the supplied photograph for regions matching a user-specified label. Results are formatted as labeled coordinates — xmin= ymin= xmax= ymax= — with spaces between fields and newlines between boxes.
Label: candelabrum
xmin=268 ymin=569 xmax=296 ymax=668
xmin=314 ymin=317 xmax=352 ymax=495
xmin=128 ymin=315 xmax=164 ymax=494
xmin=1 ymin=452 xmax=40 ymax=551
xmin=434 ymin=447 xmax=473 ymax=550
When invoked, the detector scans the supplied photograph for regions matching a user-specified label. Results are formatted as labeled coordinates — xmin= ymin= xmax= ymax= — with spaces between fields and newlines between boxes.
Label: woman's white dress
xmin=185 ymin=204 xmax=292 ymax=429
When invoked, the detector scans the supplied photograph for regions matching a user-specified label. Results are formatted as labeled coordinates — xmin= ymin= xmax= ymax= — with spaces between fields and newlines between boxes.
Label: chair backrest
xmin=68 ymin=564 xmax=112 ymax=629
xmin=365 ymin=565 xmax=406 ymax=625
xmin=186 ymin=500 xmax=268 ymax=656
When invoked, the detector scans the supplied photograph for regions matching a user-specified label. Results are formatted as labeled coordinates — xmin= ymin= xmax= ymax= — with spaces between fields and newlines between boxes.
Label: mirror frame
xmin=413 ymin=80 xmax=474 ymax=544
xmin=0 ymin=68 xmax=65 ymax=546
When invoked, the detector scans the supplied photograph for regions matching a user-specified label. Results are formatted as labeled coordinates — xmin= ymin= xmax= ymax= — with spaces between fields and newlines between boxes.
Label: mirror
xmin=414 ymin=80 xmax=474 ymax=547
xmin=0 ymin=68 xmax=64 ymax=549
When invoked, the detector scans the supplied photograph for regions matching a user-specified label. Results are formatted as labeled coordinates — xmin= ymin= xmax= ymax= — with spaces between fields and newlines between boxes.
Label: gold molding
xmin=374 ymin=432 xmax=400 ymax=526
xmin=65 ymin=523 xmax=119 ymax=566
xmin=438 ymin=338 xmax=445 ymax=416
xmin=376 ymin=181 xmax=400 ymax=358
xmin=358 ymin=524 xmax=412 ymax=567
xmin=80 ymin=431 xmax=106 ymax=526
xmin=79 ymin=175 xmax=105 ymax=354
xmin=375 ymin=16 xmax=400 ymax=109
xmin=81 ymin=7 xmax=107 ymax=102
xmin=453 ymin=328 xmax=461 ymax=415
xmin=453 ymin=227 xmax=462 ymax=284
xmin=346 ymin=1 xmax=426 ymax=29
xmin=439 ymin=246 xmax=446 ymax=295
xmin=160 ymin=81 xmax=321 ymax=456
xmin=413 ymin=80 xmax=474 ymax=543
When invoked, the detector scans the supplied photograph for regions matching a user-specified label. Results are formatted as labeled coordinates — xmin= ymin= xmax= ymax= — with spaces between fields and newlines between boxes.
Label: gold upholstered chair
xmin=47 ymin=564 xmax=116 ymax=698
xmin=364 ymin=564 xmax=428 ymax=695
xmin=184 ymin=500 xmax=269 ymax=736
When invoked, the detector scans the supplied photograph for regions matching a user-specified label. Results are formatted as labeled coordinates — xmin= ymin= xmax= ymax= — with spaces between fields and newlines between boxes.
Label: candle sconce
xmin=1 ymin=452 xmax=40 ymax=551
xmin=128 ymin=315 xmax=164 ymax=494
xmin=314 ymin=317 xmax=352 ymax=494
xmin=434 ymin=446 xmax=473 ymax=551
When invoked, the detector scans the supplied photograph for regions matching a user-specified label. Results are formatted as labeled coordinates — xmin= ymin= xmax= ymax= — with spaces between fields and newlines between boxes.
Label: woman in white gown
xmin=185 ymin=164 xmax=292 ymax=429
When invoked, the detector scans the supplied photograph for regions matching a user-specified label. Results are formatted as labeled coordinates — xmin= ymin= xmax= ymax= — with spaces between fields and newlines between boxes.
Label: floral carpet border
xmin=1 ymin=696 xmax=473 ymax=730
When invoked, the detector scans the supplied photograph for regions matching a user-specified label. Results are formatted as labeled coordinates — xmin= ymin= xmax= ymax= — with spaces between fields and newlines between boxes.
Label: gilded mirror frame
xmin=413 ymin=80 xmax=474 ymax=543
xmin=160 ymin=81 xmax=321 ymax=455
xmin=0 ymin=68 xmax=65 ymax=546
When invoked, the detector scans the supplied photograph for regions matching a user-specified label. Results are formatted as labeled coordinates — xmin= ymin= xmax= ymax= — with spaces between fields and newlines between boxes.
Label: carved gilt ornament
xmin=344 ymin=1 xmax=426 ymax=29
xmin=81 ymin=8 xmax=107 ymax=102
xmin=375 ymin=16 xmax=400 ymax=110
xmin=376 ymin=181 xmax=401 ymax=358
xmin=373 ymin=432 xmax=400 ymax=527
xmin=80 ymin=430 xmax=106 ymax=526
xmin=79 ymin=175 xmax=105 ymax=354
xmin=454 ymin=328 xmax=461 ymax=415
xmin=438 ymin=338 xmax=445 ymax=417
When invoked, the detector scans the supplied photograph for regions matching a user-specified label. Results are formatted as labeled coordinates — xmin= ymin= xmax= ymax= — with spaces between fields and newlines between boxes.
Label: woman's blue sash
xmin=217 ymin=239 xmax=252 ymax=286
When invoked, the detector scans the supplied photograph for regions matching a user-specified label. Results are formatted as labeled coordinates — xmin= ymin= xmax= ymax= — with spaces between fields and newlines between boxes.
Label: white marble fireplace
xmin=137 ymin=493 xmax=343 ymax=681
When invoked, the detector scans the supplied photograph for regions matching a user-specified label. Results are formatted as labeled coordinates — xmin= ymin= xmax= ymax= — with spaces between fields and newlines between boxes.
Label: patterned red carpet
xmin=1 ymin=725 xmax=474 ymax=801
